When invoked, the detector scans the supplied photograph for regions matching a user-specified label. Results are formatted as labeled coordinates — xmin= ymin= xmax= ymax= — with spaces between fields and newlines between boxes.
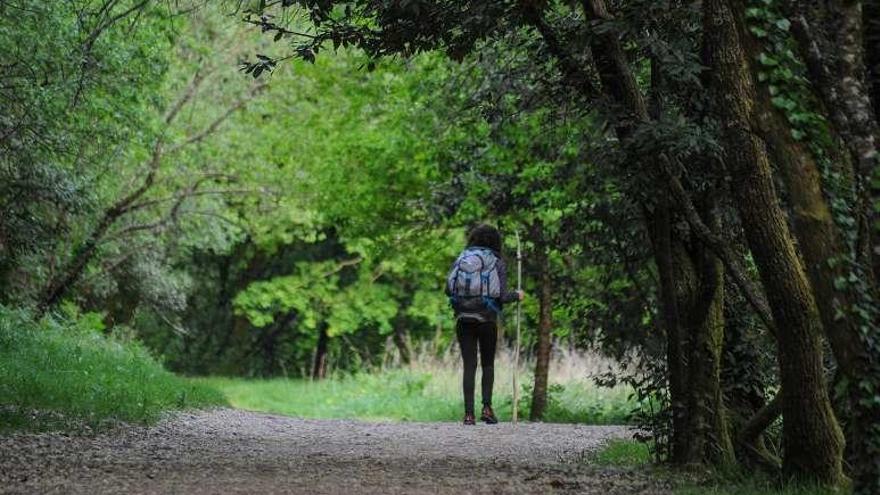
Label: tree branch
xmin=167 ymin=81 xmax=267 ymax=154
xmin=519 ymin=4 xmax=598 ymax=99
xmin=661 ymin=155 xmax=776 ymax=334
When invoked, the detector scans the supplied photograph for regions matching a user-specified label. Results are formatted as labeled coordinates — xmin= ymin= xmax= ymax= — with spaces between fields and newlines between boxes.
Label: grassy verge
xmin=675 ymin=483 xmax=844 ymax=495
xmin=0 ymin=306 xmax=225 ymax=432
xmin=592 ymin=438 xmax=653 ymax=466
xmin=591 ymin=439 xmax=847 ymax=495
xmin=196 ymin=350 xmax=634 ymax=424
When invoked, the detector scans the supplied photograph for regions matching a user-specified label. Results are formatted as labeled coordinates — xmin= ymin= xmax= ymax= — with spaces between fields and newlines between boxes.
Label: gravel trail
xmin=0 ymin=409 xmax=670 ymax=494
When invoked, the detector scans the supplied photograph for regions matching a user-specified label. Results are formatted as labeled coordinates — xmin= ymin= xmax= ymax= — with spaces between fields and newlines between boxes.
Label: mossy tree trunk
xmin=866 ymin=1 xmax=880 ymax=119
xmin=744 ymin=6 xmax=880 ymax=491
xmin=577 ymin=0 xmax=735 ymax=465
xmin=781 ymin=1 xmax=880 ymax=281
xmin=683 ymin=205 xmax=735 ymax=466
xmin=702 ymin=0 xmax=845 ymax=484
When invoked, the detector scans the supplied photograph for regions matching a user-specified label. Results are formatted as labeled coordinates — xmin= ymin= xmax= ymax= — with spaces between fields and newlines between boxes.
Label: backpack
xmin=446 ymin=247 xmax=502 ymax=315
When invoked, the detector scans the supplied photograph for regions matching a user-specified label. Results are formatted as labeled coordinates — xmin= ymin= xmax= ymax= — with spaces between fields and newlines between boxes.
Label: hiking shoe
xmin=480 ymin=405 xmax=498 ymax=424
xmin=463 ymin=413 xmax=476 ymax=425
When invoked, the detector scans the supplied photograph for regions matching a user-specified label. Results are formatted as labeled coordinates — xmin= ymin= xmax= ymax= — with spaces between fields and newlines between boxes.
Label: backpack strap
xmin=482 ymin=295 xmax=501 ymax=314
xmin=449 ymin=264 xmax=461 ymax=294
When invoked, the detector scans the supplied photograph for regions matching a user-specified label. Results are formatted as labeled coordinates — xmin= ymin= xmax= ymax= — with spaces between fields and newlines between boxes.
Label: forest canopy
xmin=1 ymin=1 xmax=880 ymax=493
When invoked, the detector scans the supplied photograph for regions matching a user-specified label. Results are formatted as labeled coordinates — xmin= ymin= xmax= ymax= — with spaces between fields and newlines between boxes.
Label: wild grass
xmin=592 ymin=439 xmax=846 ymax=495
xmin=675 ymin=478 xmax=846 ymax=495
xmin=197 ymin=343 xmax=635 ymax=424
xmin=0 ymin=306 xmax=225 ymax=432
xmin=592 ymin=438 xmax=652 ymax=466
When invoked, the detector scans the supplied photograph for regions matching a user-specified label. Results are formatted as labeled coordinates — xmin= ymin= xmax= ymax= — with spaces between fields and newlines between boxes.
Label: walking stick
xmin=512 ymin=230 xmax=522 ymax=424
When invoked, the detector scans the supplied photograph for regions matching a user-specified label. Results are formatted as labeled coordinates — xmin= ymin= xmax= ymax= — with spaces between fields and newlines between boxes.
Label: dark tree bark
xmin=743 ymin=7 xmax=880 ymax=491
xmin=722 ymin=286 xmax=781 ymax=471
xmin=736 ymin=392 xmax=783 ymax=470
xmin=866 ymin=1 xmax=880 ymax=119
xmin=703 ymin=0 xmax=845 ymax=484
xmin=38 ymin=173 xmax=156 ymax=313
xmin=647 ymin=202 xmax=692 ymax=462
xmin=576 ymin=0 xmax=734 ymax=464
xmin=781 ymin=1 xmax=880 ymax=281
xmin=577 ymin=2 xmax=698 ymax=454
xmin=311 ymin=324 xmax=329 ymax=380
xmin=392 ymin=314 xmax=412 ymax=366
xmin=530 ymin=235 xmax=553 ymax=421
xmin=750 ymin=64 xmax=871 ymax=387
xmin=647 ymin=201 xmax=733 ymax=466
xmin=259 ymin=311 xmax=297 ymax=377
xmin=683 ymin=205 xmax=735 ymax=466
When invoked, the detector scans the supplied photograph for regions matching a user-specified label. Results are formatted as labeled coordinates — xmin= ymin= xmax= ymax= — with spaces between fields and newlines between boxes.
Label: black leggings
xmin=457 ymin=319 xmax=497 ymax=414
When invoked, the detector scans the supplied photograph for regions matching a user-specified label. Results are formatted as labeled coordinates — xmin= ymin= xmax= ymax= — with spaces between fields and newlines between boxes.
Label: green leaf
xmin=758 ymin=53 xmax=779 ymax=67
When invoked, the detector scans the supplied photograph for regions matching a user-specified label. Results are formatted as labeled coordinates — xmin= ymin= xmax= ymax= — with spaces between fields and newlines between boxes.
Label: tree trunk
xmin=723 ymin=286 xmax=781 ymax=471
xmin=782 ymin=1 xmax=880 ymax=281
xmin=736 ymin=392 xmax=783 ymax=470
xmin=866 ymin=1 xmax=880 ymax=119
xmin=745 ymin=9 xmax=880 ymax=492
xmin=703 ymin=0 xmax=845 ymax=484
xmin=530 ymin=238 xmax=553 ymax=421
xmin=311 ymin=324 xmax=329 ymax=380
xmin=650 ymin=201 xmax=734 ymax=466
xmin=581 ymin=0 xmax=733 ymax=464
xmin=392 ymin=314 xmax=412 ymax=366
xmin=647 ymin=202 xmax=692 ymax=462
xmin=39 ymin=208 xmax=126 ymax=312
xmin=684 ymin=211 xmax=735 ymax=466
xmin=754 ymin=91 xmax=864 ymax=367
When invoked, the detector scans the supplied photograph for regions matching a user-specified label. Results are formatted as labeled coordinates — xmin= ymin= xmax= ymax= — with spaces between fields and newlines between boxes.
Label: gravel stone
xmin=0 ymin=408 xmax=671 ymax=494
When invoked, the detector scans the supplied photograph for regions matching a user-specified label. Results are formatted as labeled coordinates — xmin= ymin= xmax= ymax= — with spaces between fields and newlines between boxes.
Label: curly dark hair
xmin=467 ymin=223 xmax=502 ymax=252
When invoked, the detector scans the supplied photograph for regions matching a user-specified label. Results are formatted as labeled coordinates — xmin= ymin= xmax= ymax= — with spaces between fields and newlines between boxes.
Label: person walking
xmin=446 ymin=224 xmax=524 ymax=425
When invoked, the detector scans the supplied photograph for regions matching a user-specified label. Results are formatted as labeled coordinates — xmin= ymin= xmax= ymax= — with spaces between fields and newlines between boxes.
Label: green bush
xmin=0 ymin=306 xmax=225 ymax=431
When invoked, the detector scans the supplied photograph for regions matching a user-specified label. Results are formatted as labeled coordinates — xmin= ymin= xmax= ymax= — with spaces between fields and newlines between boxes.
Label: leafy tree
xmin=237 ymin=0 xmax=880 ymax=489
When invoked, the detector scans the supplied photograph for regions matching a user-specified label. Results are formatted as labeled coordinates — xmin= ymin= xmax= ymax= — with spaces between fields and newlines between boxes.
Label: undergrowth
xmin=0 ymin=305 xmax=225 ymax=432
xmin=197 ymin=349 xmax=635 ymax=424
xmin=592 ymin=439 xmax=848 ymax=495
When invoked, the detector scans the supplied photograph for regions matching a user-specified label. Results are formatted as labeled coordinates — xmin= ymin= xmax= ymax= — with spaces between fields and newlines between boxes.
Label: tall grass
xmin=198 ymin=343 xmax=635 ymax=423
xmin=0 ymin=306 xmax=225 ymax=431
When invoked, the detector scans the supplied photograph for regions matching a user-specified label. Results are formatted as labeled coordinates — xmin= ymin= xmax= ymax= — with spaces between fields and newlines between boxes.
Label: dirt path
xmin=0 ymin=409 xmax=671 ymax=494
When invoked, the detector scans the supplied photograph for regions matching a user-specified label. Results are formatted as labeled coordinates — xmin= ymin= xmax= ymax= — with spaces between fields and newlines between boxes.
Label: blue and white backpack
xmin=446 ymin=247 xmax=502 ymax=315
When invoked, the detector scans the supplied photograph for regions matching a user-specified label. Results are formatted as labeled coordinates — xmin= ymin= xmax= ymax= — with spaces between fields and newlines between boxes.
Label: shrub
xmin=0 ymin=306 xmax=225 ymax=431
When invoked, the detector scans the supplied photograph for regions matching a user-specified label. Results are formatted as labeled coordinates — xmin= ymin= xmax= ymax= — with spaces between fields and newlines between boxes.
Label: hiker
xmin=446 ymin=224 xmax=524 ymax=425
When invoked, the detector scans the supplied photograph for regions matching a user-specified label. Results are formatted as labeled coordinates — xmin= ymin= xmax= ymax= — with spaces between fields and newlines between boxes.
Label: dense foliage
xmin=2 ymin=1 xmax=880 ymax=493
